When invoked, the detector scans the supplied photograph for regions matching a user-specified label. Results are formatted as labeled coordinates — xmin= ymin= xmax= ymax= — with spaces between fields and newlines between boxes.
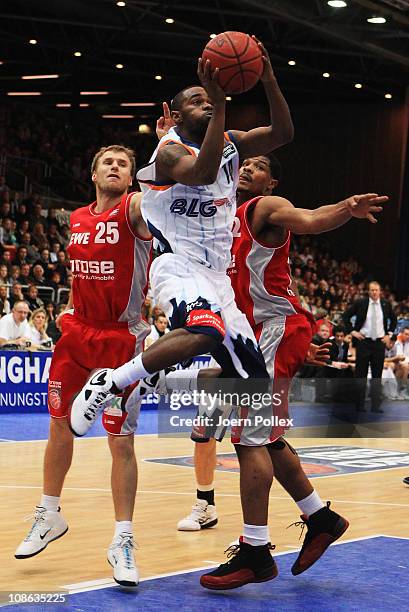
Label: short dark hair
xmin=262 ymin=153 xmax=282 ymax=181
xmin=333 ymin=325 xmax=346 ymax=335
xmin=170 ymin=85 xmax=198 ymax=112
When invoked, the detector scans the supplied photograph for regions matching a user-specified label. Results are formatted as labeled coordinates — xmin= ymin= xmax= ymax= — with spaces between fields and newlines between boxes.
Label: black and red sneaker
xmin=290 ymin=501 xmax=349 ymax=576
xmin=200 ymin=541 xmax=278 ymax=590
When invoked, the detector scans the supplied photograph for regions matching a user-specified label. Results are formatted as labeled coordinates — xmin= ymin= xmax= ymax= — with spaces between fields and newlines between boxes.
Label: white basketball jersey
xmin=137 ymin=127 xmax=239 ymax=272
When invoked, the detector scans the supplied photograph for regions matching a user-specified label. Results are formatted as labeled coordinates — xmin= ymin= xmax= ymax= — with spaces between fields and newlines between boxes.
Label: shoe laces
xmin=23 ymin=507 xmax=47 ymax=540
xmin=223 ymin=542 xmax=275 ymax=562
xmin=114 ymin=534 xmax=136 ymax=570
xmin=287 ymin=518 xmax=307 ymax=541
xmin=188 ymin=500 xmax=207 ymax=522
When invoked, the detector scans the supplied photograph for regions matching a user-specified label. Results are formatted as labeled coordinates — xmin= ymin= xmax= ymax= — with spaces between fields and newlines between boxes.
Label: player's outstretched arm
xmin=229 ymin=37 xmax=294 ymax=157
xmin=129 ymin=192 xmax=151 ymax=239
xmin=156 ymin=59 xmax=226 ymax=186
xmin=260 ymin=193 xmax=388 ymax=234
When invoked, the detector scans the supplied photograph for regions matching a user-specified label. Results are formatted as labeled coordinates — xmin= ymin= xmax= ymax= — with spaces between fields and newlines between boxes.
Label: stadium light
xmin=367 ymin=16 xmax=386 ymax=23
xmin=288 ymin=60 xmax=296 ymax=66
xmin=120 ymin=102 xmax=156 ymax=106
xmin=322 ymin=72 xmax=331 ymax=78
xmin=385 ymin=93 xmax=392 ymax=99
xmin=29 ymin=39 xmax=38 ymax=45
xmin=22 ymin=74 xmax=59 ymax=80
xmin=327 ymin=1 xmax=347 ymax=7
xmin=7 ymin=91 xmax=42 ymax=96
xmin=80 ymin=91 xmax=109 ymax=95
xmin=354 ymin=83 xmax=363 ymax=89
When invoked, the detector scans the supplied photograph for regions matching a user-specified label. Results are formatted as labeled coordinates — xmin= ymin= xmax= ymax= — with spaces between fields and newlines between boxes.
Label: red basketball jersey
xmin=68 ymin=192 xmax=151 ymax=324
xmin=227 ymin=196 xmax=314 ymax=331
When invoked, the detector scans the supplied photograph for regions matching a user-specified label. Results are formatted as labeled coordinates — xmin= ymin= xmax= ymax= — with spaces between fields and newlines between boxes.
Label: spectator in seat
xmin=31 ymin=222 xmax=49 ymax=251
xmin=0 ymin=264 xmax=10 ymax=285
xmin=394 ymin=327 xmax=409 ymax=399
xmin=145 ymin=311 xmax=169 ymax=348
xmin=49 ymin=241 xmax=61 ymax=263
xmin=28 ymin=307 xmax=53 ymax=349
xmin=55 ymin=250 xmax=69 ymax=283
xmin=28 ymin=202 xmax=47 ymax=231
xmin=25 ymin=284 xmax=44 ymax=311
xmin=46 ymin=209 xmax=61 ymax=231
xmin=9 ymin=283 xmax=25 ymax=308
xmin=59 ymin=224 xmax=71 ymax=249
xmin=0 ymin=284 xmax=11 ymax=317
xmin=17 ymin=263 xmax=33 ymax=285
xmin=47 ymin=222 xmax=63 ymax=246
xmin=15 ymin=246 xmax=29 ymax=267
xmin=0 ymin=218 xmax=13 ymax=247
xmin=0 ymin=300 xmax=31 ymax=348
xmin=31 ymin=263 xmax=48 ymax=287
xmin=10 ymin=265 xmax=21 ymax=284
xmin=19 ymin=231 xmax=40 ymax=264
xmin=15 ymin=202 xmax=29 ymax=226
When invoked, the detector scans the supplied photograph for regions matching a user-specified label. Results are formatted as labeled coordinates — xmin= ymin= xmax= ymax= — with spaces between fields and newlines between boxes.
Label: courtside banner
xmin=0 ymin=350 xmax=52 ymax=413
xmin=0 ymin=351 xmax=212 ymax=413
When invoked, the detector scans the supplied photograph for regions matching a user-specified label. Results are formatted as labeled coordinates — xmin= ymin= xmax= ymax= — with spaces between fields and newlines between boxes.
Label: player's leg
xmin=100 ymin=325 xmax=149 ymax=587
xmin=71 ymin=257 xmax=225 ymax=436
xmin=354 ymin=340 xmax=371 ymax=411
xmin=200 ymin=297 xmax=277 ymax=590
xmin=200 ymin=442 xmax=278 ymax=591
xmin=263 ymin=314 xmax=349 ymax=574
xmin=15 ymin=320 xmax=84 ymax=558
xmin=106 ymin=432 xmax=139 ymax=587
xmin=368 ymin=341 xmax=386 ymax=412
xmin=267 ymin=438 xmax=349 ymax=575
xmin=177 ymin=439 xmax=218 ymax=531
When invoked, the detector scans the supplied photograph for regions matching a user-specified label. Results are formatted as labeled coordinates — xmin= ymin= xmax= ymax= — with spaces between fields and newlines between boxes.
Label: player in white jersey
xmin=71 ymin=40 xmax=294 ymax=436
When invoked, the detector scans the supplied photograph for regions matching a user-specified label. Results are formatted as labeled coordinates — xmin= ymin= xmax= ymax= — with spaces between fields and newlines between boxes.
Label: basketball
xmin=201 ymin=31 xmax=264 ymax=95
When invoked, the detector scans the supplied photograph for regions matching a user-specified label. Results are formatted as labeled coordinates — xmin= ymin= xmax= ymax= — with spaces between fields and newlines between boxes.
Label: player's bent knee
xmin=108 ymin=433 xmax=135 ymax=460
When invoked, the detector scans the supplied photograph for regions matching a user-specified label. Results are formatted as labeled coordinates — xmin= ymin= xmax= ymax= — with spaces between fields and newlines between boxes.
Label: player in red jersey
xmin=168 ymin=152 xmax=387 ymax=589
xmin=15 ymin=145 xmax=151 ymax=588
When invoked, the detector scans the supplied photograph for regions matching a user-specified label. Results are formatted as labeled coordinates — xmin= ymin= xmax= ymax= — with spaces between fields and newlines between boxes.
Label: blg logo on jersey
xmin=170 ymin=198 xmax=217 ymax=217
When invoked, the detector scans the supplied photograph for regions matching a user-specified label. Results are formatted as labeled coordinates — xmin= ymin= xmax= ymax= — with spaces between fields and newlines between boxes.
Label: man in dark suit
xmin=342 ymin=281 xmax=397 ymax=412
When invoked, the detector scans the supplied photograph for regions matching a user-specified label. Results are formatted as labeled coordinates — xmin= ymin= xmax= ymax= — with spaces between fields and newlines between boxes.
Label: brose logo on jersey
xmin=170 ymin=198 xmax=217 ymax=218
xmin=71 ymin=259 xmax=115 ymax=275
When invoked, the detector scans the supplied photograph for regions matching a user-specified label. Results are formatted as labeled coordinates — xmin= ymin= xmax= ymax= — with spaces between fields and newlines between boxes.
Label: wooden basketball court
xmin=1 ymin=431 xmax=408 ymax=600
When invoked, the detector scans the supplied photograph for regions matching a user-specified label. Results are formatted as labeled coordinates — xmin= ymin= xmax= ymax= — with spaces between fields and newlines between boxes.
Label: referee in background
xmin=342 ymin=281 xmax=397 ymax=413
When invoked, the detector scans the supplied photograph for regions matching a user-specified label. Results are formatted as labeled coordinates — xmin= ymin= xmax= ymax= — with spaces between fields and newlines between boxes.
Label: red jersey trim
xmin=243 ymin=197 xmax=290 ymax=250
xmin=88 ymin=199 xmax=122 ymax=217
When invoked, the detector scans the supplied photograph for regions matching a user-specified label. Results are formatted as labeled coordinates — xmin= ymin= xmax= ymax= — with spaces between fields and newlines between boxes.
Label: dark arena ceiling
xmin=0 ymin=0 xmax=408 ymax=120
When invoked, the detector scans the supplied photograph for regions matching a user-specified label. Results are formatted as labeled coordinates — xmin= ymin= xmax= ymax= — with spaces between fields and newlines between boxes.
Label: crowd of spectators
xmin=0 ymin=104 xmax=156 ymax=201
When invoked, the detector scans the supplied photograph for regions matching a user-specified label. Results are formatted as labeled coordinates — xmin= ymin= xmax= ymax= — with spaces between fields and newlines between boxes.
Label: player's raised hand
xmin=346 ymin=193 xmax=389 ymax=223
xmin=305 ymin=342 xmax=331 ymax=367
xmin=197 ymin=58 xmax=226 ymax=106
xmin=251 ymin=35 xmax=275 ymax=82
xmin=156 ymin=102 xmax=175 ymax=140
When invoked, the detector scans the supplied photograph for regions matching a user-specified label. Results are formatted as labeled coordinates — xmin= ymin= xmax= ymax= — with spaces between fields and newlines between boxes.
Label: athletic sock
xmin=112 ymin=353 xmax=150 ymax=390
xmin=165 ymin=369 xmax=199 ymax=392
xmin=40 ymin=494 xmax=60 ymax=512
xmin=114 ymin=521 xmax=133 ymax=538
xmin=197 ymin=483 xmax=215 ymax=506
xmin=242 ymin=524 xmax=269 ymax=547
xmin=296 ymin=490 xmax=325 ymax=518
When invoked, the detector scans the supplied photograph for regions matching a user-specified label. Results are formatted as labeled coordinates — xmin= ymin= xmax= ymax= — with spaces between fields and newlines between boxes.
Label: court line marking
xmin=60 ymin=535 xmax=405 ymax=596
xmin=2 ymin=484 xmax=409 ymax=509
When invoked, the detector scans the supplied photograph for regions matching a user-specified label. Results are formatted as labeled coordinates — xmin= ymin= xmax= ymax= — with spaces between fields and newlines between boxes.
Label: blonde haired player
xmin=15 ymin=145 xmax=151 ymax=588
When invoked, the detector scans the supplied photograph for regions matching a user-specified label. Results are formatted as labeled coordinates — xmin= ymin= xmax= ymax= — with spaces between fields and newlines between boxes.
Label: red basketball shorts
xmin=48 ymin=313 xmax=150 ymax=435
xmin=231 ymin=313 xmax=313 ymax=445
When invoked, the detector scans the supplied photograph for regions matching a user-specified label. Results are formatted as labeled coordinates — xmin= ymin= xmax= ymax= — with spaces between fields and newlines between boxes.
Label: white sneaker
xmin=70 ymin=368 xmax=117 ymax=436
xmin=177 ymin=499 xmax=218 ymax=531
xmin=15 ymin=506 xmax=68 ymax=559
xmin=107 ymin=533 xmax=139 ymax=588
